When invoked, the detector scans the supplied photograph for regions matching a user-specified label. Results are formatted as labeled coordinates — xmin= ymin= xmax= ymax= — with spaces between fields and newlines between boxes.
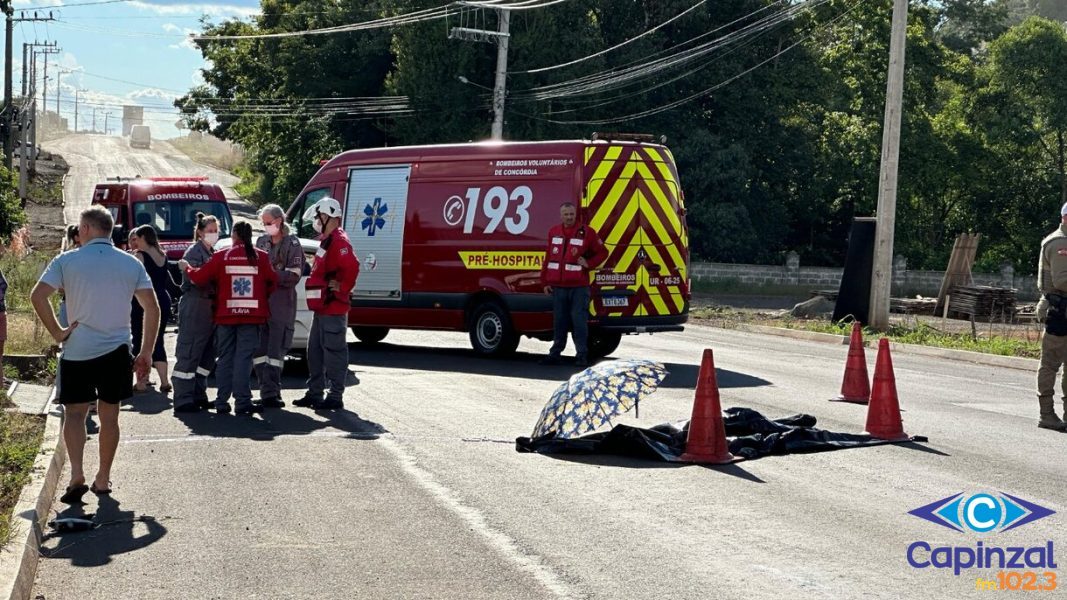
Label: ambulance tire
xmin=469 ymin=302 xmax=519 ymax=357
xmin=588 ymin=331 xmax=622 ymax=359
xmin=351 ymin=326 xmax=389 ymax=344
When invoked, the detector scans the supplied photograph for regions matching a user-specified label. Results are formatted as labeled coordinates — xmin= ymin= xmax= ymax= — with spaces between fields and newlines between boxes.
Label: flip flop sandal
xmin=90 ymin=482 xmax=112 ymax=495
xmin=59 ymin=484 xmax=89 ymax=504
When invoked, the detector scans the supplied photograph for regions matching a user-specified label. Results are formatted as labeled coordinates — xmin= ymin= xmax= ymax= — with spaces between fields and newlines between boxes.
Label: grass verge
xmin=691 ymin=306 xmax=1042 ymax=359
xmin=0 ymin=402 xmax=45 ymax=547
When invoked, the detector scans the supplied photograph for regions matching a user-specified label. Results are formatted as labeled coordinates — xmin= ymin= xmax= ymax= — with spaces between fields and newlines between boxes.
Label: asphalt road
xmin=30 ymin=136 xmax=1067 ymax=599
xmin=41 ymin=134 xmax=251 ymax=225
xmin=30 ymin=323 xmax=1066 ymax=600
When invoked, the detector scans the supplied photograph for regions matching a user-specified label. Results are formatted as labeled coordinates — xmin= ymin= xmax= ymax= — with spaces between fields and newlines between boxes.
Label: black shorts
xmin=57 ymin=345 xmax=133 ymax=405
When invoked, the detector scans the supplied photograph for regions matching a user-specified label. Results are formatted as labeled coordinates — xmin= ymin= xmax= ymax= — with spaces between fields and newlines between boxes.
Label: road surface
xmin=31 ymin=324 xmax=1065 ymax=599
xmin=29 ymin=135 xmax=1065 ymax=599
xmin=41 ymin=134 xmax=252 ymax=226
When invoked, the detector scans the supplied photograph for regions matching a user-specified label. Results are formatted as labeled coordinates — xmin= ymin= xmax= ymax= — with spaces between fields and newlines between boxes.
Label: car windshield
xmin=132 ymin=201 xmax=232 ymax=240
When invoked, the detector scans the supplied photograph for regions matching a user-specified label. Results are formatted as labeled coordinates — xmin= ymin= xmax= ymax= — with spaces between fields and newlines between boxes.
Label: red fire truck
xmin=286 ymin=136 xmax=690 ymax=358
xmin=91 ymin=176 xmax=233 ymax=260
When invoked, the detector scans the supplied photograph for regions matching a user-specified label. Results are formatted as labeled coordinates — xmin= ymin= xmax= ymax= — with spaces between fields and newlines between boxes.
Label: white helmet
xmin=302 ymin=196 xmax=343 ymax=222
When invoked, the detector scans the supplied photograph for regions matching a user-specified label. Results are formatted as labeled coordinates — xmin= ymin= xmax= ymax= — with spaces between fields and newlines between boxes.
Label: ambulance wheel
xmin=351 ymin=326 xmax=389 ymax=344
xmin=469 ymin=302 xmax=519 ymax=357
xmin=588 ymin=331 xmax=622 ymax=359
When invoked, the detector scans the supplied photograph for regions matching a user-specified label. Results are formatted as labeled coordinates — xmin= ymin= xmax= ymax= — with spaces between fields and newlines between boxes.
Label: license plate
xmin=602 ymin=296 xmax=628 ymax=308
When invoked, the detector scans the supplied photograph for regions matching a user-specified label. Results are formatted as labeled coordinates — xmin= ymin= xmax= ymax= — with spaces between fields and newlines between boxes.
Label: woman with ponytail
xmin=128 ymin=225 xmax=174 ymax=392
xmin=171 ymin=212 xmax=219 ymax=413
xmin=182 ymin=220 xmax=277 ymax=415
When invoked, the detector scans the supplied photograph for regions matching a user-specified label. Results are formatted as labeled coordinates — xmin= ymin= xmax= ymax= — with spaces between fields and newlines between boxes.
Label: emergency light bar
xmin=147 ymin=177 xmax=209 ymax=182
xmin=591 ymin=132 xmax=666 ymax=144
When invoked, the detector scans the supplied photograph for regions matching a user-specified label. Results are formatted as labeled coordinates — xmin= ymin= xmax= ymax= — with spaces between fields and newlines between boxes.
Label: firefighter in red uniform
xmin=294 ymin=197 xmax=360 ymax=410
xmin=540 ymin=202 xmax=608 ymax=367
xmin=181 ymin=221 xmax=277 ymax=415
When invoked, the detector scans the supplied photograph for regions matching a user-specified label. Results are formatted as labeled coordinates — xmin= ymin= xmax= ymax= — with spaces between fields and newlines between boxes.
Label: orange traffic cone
xmin=680 ymin=349 xmax=738 ymax=464
xmin=864 ymin=338 xmax=909 ymax=441
xmin=831 ymin=322 xmax=870 ymax=404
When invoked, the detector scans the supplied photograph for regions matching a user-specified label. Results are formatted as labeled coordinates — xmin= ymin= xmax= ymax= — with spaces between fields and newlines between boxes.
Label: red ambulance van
xmin=286 ymin=136 xmax=690 ymax=358
xmin=91 ymin=176 xmax=233 ymax=260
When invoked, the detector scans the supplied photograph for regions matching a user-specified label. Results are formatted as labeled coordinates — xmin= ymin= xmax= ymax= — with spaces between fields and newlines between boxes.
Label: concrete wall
xmin=690 ymin=252 xmax=1039 ymax=301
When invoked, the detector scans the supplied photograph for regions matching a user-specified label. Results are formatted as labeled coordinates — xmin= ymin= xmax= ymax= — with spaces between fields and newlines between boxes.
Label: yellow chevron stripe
xmin=639 ymin=265 xmax=670 ymax=315
xmin=642 ymin=244 xmax=685 ymax=313
xmin=605 ymin=193 xmax=641 ymax=246
xmin=643 ymin=147 xmax=679 ymax=187
xmin=634 ymin=162 xmax=681 ymax=236
xmin=585 ymin=146 xmax=624 ymax=209
xmin=591 ymin=161 xmax=637 ymax=233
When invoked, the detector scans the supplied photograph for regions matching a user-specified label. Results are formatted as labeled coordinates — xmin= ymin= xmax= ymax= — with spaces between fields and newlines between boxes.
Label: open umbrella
xmin=531 ymin=359 xmax=669 ymax=439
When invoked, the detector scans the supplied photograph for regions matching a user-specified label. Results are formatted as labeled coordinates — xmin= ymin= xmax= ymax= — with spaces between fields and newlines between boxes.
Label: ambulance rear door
xmin=343 ymin=165 xmax=412 ymax=299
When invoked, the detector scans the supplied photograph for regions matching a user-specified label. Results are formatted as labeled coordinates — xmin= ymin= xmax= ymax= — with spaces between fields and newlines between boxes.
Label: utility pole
xmin=3 ymin=2 xmax=12 ymax=171
xmin=26 ymin=42 xmax=57 ymax=174
xmin=7 ymin=11 xmax=55 ymax=169
xmin=104 ymin=110 xmax=111 ymax=135
xmin=449 ymin=4 xmax=511 ymax=140
xmin=490 ymin=9 xmax=510 ymax=140
xmin=54 ymin=68 xmax=60 ymax=116
xmin=74 ymin=88 xmax=83 ymax=132
xmin=92 ymin=107 xmax=97 ymax=133
xmin=869 ymin=0 xmax=910 ymax=331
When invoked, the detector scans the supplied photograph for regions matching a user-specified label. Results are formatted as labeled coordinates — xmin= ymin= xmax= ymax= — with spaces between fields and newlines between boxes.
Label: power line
xmin=513 ymin=0 xmax=707 ymax=75
xmin=517 ymin=0 xmax=859 ymax=126
xmin=510 ymin=0 xmax=828 ymax=102
xmin=21 ymin=0 xmax=134 ymax=9
xmin=191 ymin=0 xmax=567 ymax=41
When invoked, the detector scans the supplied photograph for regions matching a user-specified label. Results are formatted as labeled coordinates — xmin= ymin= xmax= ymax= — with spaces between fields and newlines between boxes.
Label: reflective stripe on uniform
xmin=227 ymin=299 xmax=260 ymax=309
xmin=252 ymin=356 xmax=268 ymax=365
xmin=268 ymin=358 xmax=285 ymax=368
xmin=225 ymin=265 xmax=259 ymax=275
xmin=172 ymin=370 xmax=196 ymax=380
xmin=564 ymin=264 xmax=583 ymax=272
xmin=547 ymin=262 xmax=560 ymax=270
xmin=316 ymin=247 xmax=326 ymax=257
xmin=306 ymin=289 xmax=323 ymax=299
xmin=196 ymin=367 xmax=212 ymax=377
xmin=569 ymin=238 xmax=583 ymax=246
xmin=551 ymin=237 xmax=563 ymax=244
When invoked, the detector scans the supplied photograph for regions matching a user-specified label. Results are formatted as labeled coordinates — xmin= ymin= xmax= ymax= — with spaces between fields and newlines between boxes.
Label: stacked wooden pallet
xmin=891 ymin=297 xmax=938 ymax=315
xmin=949 ymin=285 xmax=1016 ymax=321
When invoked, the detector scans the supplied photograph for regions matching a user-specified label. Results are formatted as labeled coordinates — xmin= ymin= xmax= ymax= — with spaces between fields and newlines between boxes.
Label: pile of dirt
xmin=23 ymin=152 xmax=69 ymax=252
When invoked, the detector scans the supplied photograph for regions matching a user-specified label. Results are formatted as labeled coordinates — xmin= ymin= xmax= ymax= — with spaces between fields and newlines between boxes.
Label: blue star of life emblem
xmin=362 ymin=198 xmax=388 ymax=237
xmin=232 ymin=277 xmax=252 ymax=297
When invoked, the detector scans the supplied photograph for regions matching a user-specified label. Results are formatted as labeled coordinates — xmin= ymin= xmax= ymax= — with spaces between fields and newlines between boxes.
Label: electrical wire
xmin=517 ymin=0 xmax=859 ymax=126
xmin=513 ymin=0 xmax=707 ymax=75
xmin=192 ymin=0 xmax=567 ymax=41
xmin=509 ymin=0 xmax=830 ymax=102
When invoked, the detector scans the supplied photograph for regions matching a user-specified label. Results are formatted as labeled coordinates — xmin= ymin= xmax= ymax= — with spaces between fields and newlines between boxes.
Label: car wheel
xmin=588 ymin=330 xmax=622 ymax=359
xmin=469 ymin=302 xmax=519 ymax=357
xmin=351 ymin=326 xmax=389 ymax=344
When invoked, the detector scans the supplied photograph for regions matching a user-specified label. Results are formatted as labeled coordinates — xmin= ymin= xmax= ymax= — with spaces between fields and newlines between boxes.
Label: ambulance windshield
xmin=132 ymin=201 xmax=232 ymax=240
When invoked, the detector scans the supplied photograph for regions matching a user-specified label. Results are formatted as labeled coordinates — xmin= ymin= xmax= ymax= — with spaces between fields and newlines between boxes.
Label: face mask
xmin=264 ymin=223 xmax=281 ymax=236
xmin=203 ymin=232 xmax=220 ymax=247
xmin=312 ymin=216 xmax=324 ymax=235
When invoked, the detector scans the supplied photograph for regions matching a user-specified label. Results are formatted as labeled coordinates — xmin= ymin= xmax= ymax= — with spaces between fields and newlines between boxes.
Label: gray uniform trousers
xmin=172 ymin=243 xmax=216 ymax=409
xmin=1037 ymin=332 xmax=1067 ymax=409
xmin=215 ymin=324 xmax=260 ymax=410
xmin=549 ymin=286 xmax=591 ymax=358
xmin=253 ymin=234 xmax=303 ymax=401
xmin=306 ymin=313 xmax=349 ymax=403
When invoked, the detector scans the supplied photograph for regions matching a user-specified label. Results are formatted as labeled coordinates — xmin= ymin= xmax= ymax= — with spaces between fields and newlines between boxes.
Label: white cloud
xmin=161 ymin=23 xmax=184 ymax=34
xmin=130 ymin=1 xmax=259 ymax=19
xmin=127 ymin=87 xmax=179 ymax=102
xmin=161 ymin=24 xmax=201 ymax=50
xmin=13 ymin=1 xmax=63 ymax=7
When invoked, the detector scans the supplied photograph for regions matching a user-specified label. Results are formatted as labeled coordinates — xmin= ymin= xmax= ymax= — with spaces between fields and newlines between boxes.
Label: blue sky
xmin=14 ymin=0 xmax=261 ymax=138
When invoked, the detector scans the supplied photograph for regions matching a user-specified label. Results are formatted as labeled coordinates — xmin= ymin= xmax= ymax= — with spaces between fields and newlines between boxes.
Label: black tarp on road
xmin=516 ymin=407 xmax=924 ymax=462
